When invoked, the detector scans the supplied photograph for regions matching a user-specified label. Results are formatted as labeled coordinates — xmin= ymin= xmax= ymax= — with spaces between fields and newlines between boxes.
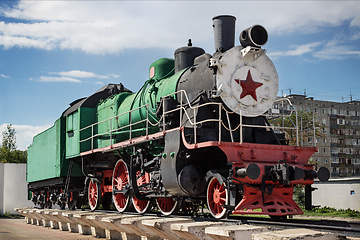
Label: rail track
xmin=15 ymin=207 xmax=360 ymax=239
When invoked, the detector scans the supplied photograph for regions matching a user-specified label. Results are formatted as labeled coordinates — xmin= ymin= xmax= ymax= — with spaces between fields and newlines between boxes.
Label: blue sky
xmin=1 ymin=1 xmax=360 ymax=150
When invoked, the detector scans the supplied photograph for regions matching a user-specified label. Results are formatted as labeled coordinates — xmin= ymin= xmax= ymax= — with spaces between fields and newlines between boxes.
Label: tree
xmin=0 ymin=124 xmax=27 ymax=163
xmin=2 ymin=124 xmax=16 ymax=151
xmin=269 ymin=110 xmax=324 ymax=146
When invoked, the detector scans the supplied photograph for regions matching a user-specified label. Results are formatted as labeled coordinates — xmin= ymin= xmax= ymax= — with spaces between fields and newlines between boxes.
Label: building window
xmin=323 ymin=138 xmax=327 ymax=143
xmin=307 ymin=108 xmax=311 ymax=112
xmin=316 ymin=138 xmax=320 ymax=143
xmin=315 ymin=108 xmax=319 ymax=113
xmin=324 ymin=148 xmax=326 ymax=153
xmin=322 ymin=119 xmax=327 ymax=126
xmin=322 ymin=108 xmax=327 ymax=114
xmin=324 ymin=158 xmax=328 ymax=163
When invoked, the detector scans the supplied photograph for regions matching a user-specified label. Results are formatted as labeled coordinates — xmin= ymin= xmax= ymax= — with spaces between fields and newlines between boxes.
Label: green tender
xmin=27 ymin=117 xmax=83 ymax=183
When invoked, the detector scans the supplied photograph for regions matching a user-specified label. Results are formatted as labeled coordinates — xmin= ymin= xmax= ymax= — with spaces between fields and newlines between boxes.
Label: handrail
xmin=79 ymin=90 xmax=303 ymax=151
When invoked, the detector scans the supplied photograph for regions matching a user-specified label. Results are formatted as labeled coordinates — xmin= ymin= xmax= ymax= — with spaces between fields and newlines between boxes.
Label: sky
xmin=0 ymin=1 xmax=360 ymax=150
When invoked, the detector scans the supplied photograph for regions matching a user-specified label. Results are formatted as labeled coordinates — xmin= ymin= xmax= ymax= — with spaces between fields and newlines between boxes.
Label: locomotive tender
xmin=27 ymin=15 xmax=330 ymax=218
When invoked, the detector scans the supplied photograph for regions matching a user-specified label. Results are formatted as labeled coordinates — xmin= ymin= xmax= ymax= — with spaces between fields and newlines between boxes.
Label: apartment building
xmin=272 ymin=94 xmax=360 ymax=178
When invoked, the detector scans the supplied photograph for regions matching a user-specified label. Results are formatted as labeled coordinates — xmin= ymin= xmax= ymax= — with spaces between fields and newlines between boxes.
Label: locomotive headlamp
xmin=236 ymin=163 xmax=261 ymax=180
xmin=240 ymin=25 xmax=268 ymax=48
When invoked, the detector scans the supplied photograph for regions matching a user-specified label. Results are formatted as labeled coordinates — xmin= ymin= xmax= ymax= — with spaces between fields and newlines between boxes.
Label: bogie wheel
xmin=132 ymin=171 xmax=151 ymax=214
xmin=112 ymin=160 xmax=132 ymax=212
xmin=88 ymin=179 xmax=101 ymax=211
xmin=207 ymin=177 xmax=228 ymax=219
xmin=156 ymin=197 xmax=181 ymax=216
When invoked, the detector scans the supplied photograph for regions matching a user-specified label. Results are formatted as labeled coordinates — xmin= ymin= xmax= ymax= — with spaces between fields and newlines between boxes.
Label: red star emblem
xmin=235 ymin=70 xmax=263 ymax=101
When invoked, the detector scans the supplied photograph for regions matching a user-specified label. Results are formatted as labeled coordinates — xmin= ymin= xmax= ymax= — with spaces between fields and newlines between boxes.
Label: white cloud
xmin=37 ymin=76 xmax=81 ymax=83
xmin=313 ymin=45 xmax=360 ymax=60
xmin=51 ymin=70 xmax=110 ymax=79
xmin=0 ymin=1 xmax=359 ymax=54
xmin=0 ymin=123 xmax=52 ymax=150
xmin=1 ymin=74 xmax=10 ymax=78
xmin=269 ymin=41 xmax=323 ymax=58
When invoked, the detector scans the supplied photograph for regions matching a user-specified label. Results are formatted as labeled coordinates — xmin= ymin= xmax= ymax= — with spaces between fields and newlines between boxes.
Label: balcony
xmin=339 ymin=173 xmax=354 ymax=177
xmin=338 ymin=163 xmax=354 ymax=167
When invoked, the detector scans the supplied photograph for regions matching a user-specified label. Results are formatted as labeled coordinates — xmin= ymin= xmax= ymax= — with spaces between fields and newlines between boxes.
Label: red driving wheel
xmin=112 ymin=160 xmax=132 ymax=212
xmin=132 ymin=171 xmax=151 ymax=214
xmin=88 ymin=179 xmax=100 ymax=211
xmin=156 ymin=197 xmax=180 ymax=216
xmin=207 ymin=177 xmax=228 ymax=218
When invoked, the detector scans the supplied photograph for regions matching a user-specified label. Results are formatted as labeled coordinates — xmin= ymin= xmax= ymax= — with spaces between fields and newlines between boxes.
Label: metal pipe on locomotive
xmin=27 ymin=15 xmax=330 ymax=218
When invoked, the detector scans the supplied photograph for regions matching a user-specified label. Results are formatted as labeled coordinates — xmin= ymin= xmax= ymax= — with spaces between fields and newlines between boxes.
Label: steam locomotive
xmin=27 ymin=15 xmax=330 ymax=218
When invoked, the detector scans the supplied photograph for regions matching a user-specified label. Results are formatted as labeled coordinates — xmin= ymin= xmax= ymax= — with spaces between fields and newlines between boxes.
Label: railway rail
xmin=15 ymin=207 xmax=360 ymax=239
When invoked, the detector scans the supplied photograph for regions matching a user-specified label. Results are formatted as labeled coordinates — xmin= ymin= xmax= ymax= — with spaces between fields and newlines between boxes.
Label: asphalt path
xmin=0 ymin=217 xmax=98 ymax=240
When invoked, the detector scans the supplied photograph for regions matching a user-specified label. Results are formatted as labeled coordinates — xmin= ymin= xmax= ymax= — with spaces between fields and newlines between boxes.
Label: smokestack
xmin=212 ymin=15 xmax=236 ymax=52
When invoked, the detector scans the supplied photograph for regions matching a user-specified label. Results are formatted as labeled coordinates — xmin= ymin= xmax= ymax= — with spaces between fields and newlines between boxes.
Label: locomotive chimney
xmin=212 ymin=15 xmax=236 ymax=53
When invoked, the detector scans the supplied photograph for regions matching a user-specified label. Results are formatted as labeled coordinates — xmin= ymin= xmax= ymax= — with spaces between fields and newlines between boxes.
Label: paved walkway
xmin=0 ymin=217 xmax=98 ymax=240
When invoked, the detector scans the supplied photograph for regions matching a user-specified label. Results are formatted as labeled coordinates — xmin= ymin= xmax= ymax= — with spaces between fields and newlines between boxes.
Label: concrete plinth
xmin=43 ymin=209 xmax=60 ymax=229
xmin=50 ymin=211 xmax=69 ymax=231
xmin=205 ymin=224 xmax=268 ymax=240
xmin=117 ymin=216 xmax=163 ymax=239
xmin=27 ymin=209 xmax=43 ymax=225
xmin=141 ymin=217 xmax=194 ymax=240
xmin=100 ymin=214 xmax=144 ymax=240
xmin=171 ymin=221 xmax=229 ymax=240
xmin=252 ymin=228 xmax=337 ymax=240
xmin=86 ymin=214 xmax=119 ymax=238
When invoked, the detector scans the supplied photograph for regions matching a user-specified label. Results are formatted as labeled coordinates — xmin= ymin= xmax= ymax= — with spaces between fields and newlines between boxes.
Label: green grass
xmin=0 ymin=212 xmax=23 ymax=218
xmin=302 ymin=206 xmax=360 ymax=219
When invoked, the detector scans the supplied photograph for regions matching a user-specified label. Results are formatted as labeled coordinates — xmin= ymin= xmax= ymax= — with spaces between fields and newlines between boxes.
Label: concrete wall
xmin=0 ymin=163 xmax=33 ymax=215
xmin=312 ymin=177 xmax=360 ymax=211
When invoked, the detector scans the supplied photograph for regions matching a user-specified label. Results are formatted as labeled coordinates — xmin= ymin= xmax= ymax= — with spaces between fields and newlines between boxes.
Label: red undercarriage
xmin=182 ymin=129 xmax=317 ymax=216
xmin=85 ymin=128 xmax=317 ymax=216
